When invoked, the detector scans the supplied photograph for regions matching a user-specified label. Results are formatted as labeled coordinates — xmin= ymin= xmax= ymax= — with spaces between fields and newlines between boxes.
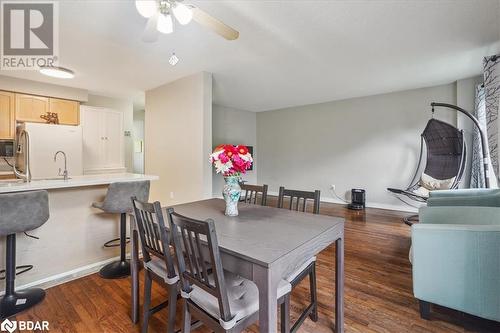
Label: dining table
xmin=129 ymin=198 xmax=345 ymax=333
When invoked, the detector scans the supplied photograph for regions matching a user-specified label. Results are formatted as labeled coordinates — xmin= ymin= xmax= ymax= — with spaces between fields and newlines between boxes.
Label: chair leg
xmin=181 ymin=299 xmax=191 ymax=333
xmin=281 ymin=295 xmax=291 ymax=333
xmin=99 ymin=213 xmax=131 ymax=279
xmin=0 ymin=234 xmax=45 ymax=320
xmin=141 ymin=271 xmax=152 ymax=333
xmin=309 ymin=263 xmax=318 ymax=322
xmin=167 ymin=285 xmax=177 ymax=333
xmin=419 ymin=300 xmax=431 ymax=320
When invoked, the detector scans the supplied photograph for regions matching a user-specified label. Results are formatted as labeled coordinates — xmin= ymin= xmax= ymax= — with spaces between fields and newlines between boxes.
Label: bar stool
xmin=0 ymin=190 xmax=50 ymax=319
xmin=92 ymin=181 xmax=150 ymax=279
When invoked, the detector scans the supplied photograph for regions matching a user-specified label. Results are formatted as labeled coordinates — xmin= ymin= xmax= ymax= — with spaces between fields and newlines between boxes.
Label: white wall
xmin=256 ymin=83 xmax=458 ymax=211
xmin=145 ymin=72 xmax=213 ymax=204
xmin=83 ymin=94 xmax=134 ymax=172
xmin=0 ymin=75 xmax=88 ymax=101
xmin=212 ymin=105 xmax=257 ymax=195
xmin=133 ymin=110 xmax=145 ymax=174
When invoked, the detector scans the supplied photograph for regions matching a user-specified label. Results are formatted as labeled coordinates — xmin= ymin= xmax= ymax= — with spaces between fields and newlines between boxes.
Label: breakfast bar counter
xmin=0 ymin=173 xmax=158 ymax=291
xmin=0 ymin=173 xmax=157 ymax=193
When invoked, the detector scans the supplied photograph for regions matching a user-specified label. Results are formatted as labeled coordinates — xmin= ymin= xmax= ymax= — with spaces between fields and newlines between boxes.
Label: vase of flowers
xmin=210 ymin=144 xmax=253 ymax=216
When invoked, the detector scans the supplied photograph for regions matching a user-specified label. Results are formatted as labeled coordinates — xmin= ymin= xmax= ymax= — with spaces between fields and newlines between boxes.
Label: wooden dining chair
xmin=240 ymin=183 xmax=268 ymax=206
xmin=166 ymin=209 xmax=292 ymax=333
xmin=131 ymin=197 xmax=179 ymax=333
xmin=277 ymin=187 xmax=321 ymax=214
xmin=277 ymin=186 xmax=321 ymax=332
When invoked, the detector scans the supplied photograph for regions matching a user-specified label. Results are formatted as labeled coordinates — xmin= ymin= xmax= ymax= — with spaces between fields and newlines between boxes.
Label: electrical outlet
xmin=170 ymin=192 xmax=174 ymax=199
xmin=330 ymin=184 xmax=336 ymax=191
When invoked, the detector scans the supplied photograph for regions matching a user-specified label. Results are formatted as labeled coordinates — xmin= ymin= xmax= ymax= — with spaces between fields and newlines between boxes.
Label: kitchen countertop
xmin=0 ymin=173 xmax=158 ymax=194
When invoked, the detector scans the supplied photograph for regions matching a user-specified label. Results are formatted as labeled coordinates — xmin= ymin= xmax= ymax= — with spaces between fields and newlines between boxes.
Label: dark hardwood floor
xmin=16 ymin=200 xmax=500 ymax=333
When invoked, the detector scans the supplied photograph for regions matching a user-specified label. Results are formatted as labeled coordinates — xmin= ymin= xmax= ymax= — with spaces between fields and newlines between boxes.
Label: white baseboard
xmin=1 ymin=256 xmax=122 ymax=295
xmin=214 ymin=192 xmax=418 ymax=213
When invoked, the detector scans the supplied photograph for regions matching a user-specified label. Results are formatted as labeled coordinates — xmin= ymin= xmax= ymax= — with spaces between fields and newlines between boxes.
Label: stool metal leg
xmin=99 ymin=213 xmax=131 ymax=279
xmin=0 ymin=234 xmax=45 ymax=320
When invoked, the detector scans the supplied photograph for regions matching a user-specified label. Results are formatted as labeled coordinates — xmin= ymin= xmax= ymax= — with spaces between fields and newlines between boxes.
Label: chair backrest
xmin=277 ymin=187 xmax=321 ymax=214
xmin=240 ymin=183 xmax=268 ymax=206
xmin=131 ymin=197 xmax=176 ymax=281
xmin=166 ymin=209 xmax=233 ymax=323
xmin=0 ymin=190 xmax=50 ymax=236
xmin=102 ymin=181 xmax=150 ymax=213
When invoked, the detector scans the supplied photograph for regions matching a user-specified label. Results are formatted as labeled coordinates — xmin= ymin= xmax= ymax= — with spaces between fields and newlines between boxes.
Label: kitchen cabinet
xmin=0 ymin=91 xmax=15 ymax=139
xmin=15 ymin=93 xmax=49 ymax=123
xmin=81 ymin=106 xmax=125 ymax=174
xmin=49 ymin=98 xmax=80 ymax=125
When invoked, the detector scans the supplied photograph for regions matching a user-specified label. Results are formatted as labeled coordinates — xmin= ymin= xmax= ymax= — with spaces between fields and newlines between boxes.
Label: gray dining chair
xmin=166 ymin=209 xmax=292 ymax=333
xmin=277 ymin=186 xmax=320 ymax=332
xmin=0 ymin=190 xmax=49 ymax=319
xmin=92 ymin=180 xmax=150 ymax=279
xmin=240 ymin=183 xmax=268 ymax=206
xmin=132 ymin=197 xmax=178 ymax=333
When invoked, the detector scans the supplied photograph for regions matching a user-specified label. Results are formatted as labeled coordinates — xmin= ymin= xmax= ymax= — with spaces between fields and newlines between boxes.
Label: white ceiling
xmin=2 ymin=0 xmax=500 ymax=112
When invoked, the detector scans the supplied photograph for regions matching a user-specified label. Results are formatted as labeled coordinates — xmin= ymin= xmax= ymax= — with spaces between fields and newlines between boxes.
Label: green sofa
xmin=412 ymin=188 xmax=500 ymax=321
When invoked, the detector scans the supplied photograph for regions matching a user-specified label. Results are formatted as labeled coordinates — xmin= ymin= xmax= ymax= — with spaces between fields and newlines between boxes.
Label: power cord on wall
xmin=3 ymin=157 xmax=13 ymax=168
xmin=329 ymin=185 xmax=349 ymax=204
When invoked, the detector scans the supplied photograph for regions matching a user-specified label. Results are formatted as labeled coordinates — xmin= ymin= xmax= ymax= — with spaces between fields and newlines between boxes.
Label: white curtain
xmin=471 ymin=55 xmax=499 ymax=188
xmin=471 ymin=85 xmax=486 ymax=187
xmin=483 ymin=55 xmax=499 ymax=183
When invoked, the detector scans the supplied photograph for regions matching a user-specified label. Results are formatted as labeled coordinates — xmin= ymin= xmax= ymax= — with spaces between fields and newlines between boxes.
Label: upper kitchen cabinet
xmin=15 ymin=93 xmax=49 ymax=123
xmin=80 ymin=106 xmax=125 ymax=174
xmin=49 ymin=98 xmax=80 ymax=125
xmin=0 ymin=91 xmax=15 ymax=139
xmin=15 ymin=94 xmax=80 ymax=125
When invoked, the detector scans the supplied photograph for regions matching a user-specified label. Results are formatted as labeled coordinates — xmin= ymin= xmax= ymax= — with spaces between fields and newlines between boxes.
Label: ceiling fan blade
xmin=190 ymin=6 xmax=239 ymax=40
xmin=142 ymin=14 xmax=159 ymax=43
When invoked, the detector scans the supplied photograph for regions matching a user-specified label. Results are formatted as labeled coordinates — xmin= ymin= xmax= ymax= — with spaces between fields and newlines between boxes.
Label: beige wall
xmin=83 ymin=94 xmax=134 ymax=172
xmin=0 ymin=75 xmax=88 ymax=101
xmin=212 ymin=105 xmax=257 ymax=195
xmin=145 ymin=72 xmax=213 ymax=204
xmin=256 ymin=83 xmax=458 ymax=211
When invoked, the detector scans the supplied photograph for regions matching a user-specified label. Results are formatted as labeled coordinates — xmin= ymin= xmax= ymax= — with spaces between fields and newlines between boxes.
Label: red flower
xmin=213 ymin=144 xmax=225 ymax=153
xmin=223 ymin=145 xmax=237 ymax=158
xmin=236 ymin=145 xmax=249 ymax=155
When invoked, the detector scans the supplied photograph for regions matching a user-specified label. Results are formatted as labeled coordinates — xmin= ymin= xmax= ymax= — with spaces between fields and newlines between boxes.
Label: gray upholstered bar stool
xmin=92 ymin=181 xmax=150 ymax=279
xmin=0 ymin=190 xmax=49 ymax=319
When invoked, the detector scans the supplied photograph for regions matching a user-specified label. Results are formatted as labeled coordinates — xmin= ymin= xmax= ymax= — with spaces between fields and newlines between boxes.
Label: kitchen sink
xmin=34 ymin=177 xmax=72 ymax=181
xmin=0 ymin=179 xmax=25 ymax=187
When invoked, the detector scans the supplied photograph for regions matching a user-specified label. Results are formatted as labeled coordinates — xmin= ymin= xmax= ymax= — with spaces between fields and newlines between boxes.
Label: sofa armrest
xmin=419 ymin=206 xmax=500 ymax=225
xmin=427 ymin=190 xmax=500 ymax=207
xmin=429 ymin=189 xmax=499 ymax=198
xmin=412 ymin=224 xmax=500 ymax=321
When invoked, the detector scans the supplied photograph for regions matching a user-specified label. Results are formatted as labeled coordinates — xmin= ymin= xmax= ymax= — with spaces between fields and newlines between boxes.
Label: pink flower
xmin=218 ymin=152 xmax=229 ymax=163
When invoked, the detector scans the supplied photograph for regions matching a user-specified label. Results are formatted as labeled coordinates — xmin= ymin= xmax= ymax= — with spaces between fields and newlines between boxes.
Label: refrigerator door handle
xmin=13 ymin=129 xmax=31 ymax=182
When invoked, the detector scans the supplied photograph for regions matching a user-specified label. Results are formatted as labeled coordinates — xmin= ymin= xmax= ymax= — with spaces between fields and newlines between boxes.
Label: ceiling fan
xmin=135 ymin=0 xmax=239 ymax=42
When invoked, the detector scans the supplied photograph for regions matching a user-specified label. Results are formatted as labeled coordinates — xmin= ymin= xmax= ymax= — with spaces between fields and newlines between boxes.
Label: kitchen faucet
xmin=54 ymin=151 xmax=69 ymax=180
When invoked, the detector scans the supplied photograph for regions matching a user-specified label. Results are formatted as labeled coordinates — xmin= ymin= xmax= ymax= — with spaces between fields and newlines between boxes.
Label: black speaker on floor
xmin=348 ymin=189 xmax=365 ymax=210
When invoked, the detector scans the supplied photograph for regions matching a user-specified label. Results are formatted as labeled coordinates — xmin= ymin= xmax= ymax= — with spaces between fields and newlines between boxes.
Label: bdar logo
xmin=0 ymin=319 xmax=17 ymax=333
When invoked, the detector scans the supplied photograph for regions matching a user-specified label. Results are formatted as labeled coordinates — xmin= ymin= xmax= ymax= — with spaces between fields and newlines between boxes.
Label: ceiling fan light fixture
xmin=169 ymin=52 xmax=179 ymax=66
xmin=39 ymin=66 xmax=75 ymax=79
xmin=172 ymin=2 xmax=192 ymax=25
xmin=135 ymin=0 xmax=157 ymax=18
xmin=157 ymin=13 xmax=173 ymax=34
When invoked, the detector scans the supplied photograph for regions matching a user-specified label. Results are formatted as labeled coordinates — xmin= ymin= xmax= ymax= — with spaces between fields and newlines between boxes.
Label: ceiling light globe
xmin=172 ymin=3 xmax=193 ymax=25
xmin=135 ymin=0 xmax=157 ymax=18
xmin=157 ymin=13 xmax=173 ymax=34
